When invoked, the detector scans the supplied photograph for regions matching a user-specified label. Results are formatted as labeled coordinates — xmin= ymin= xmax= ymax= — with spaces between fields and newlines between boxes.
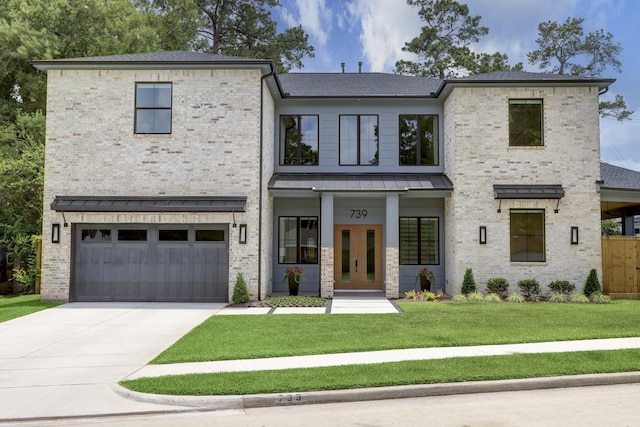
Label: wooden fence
xmin=602 ymin=236 xmax=640 ymax=299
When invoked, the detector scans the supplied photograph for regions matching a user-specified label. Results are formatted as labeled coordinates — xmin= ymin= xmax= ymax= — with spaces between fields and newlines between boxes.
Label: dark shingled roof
xmin=268 ymin=173 xmax=453 ymax=192
xmin=278 ymin=73 xmax=443 ymax=97
xmin=600 ymin=162 xmax=640 ymax=190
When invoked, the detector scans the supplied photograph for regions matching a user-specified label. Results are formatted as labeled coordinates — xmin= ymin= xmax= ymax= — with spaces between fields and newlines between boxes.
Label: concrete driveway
xmin=0 ymin=302 xmax=225 ymax=421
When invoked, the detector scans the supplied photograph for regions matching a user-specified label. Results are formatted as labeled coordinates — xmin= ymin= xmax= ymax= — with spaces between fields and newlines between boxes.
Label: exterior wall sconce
xmin=571 ymin=226 xmax=579 ymax=245
xmin=479 ymin=226 xmax=487 ymax=244
xmin=239 ymin=224 xmax=247 ymax=244
xmin=52 ymin=223 xmax=61 ymax=243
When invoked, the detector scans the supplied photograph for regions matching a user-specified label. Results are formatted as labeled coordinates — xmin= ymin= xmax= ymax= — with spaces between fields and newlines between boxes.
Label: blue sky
xmin=277 ymin=0 xmax=640 ymax=171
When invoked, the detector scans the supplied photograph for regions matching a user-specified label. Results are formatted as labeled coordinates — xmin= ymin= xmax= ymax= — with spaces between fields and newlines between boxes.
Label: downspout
xmin=258 ymin=68 xmax=275 ymax=301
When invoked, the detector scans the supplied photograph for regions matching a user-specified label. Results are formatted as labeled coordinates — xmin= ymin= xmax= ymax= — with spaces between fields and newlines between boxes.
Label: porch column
xmin=320 ymin=193 xmax=334 ymax=298
xmin=622 ymin=213 xmax=635 ymax=236
xmin=385 ymin=193 xmax=400 ymax=298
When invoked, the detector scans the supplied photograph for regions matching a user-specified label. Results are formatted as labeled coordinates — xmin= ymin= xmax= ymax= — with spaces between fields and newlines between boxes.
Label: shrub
xmin=461 ymin=268 xmax=476 ymax=295
xmin=506 ymin=293 xmax=526 ymax=303
xmin=484 ymin=293 xmax=502 ymax=303
xmin=486 ymin=277 xmax=509 ymax=296
xmin=517 ymin=279 xmax=540 ymax=299
xmin=589 ymin=291 xmax=612 ymax=304
xmin=583 ymin=269 xmax=602 ymax=296
xmin=232 ymin=273 xmax=250 ymax=304
xmin=404 ymin=289 xmax=416 ymax=300
xmin=451 ymin=294 xmax=467 ymax=302
xmin=570 ymin=294 xmax=590 ymax=304
xmin=548 ymin=292 xmax=567 ymax=303
xmin=548 ymin=280 xmax=575 ymax=295
xmin=466 ymin=292 xmax=484 ymax=302
xmin=423 ymin=291 xmax=436 ymax=301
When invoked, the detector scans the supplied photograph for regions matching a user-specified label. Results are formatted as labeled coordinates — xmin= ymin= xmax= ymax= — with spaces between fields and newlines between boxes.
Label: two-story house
xmin=30 ymin=51 xmax=613 ymax=302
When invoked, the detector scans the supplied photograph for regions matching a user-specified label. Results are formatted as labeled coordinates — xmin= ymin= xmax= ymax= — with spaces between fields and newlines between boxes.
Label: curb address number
xmin=275 ymin=393 xmax=308 ymax=405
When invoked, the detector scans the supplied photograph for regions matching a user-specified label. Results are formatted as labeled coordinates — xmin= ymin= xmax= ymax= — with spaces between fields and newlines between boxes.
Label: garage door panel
xmin=75 ymin=225 xmax=228 ymax=302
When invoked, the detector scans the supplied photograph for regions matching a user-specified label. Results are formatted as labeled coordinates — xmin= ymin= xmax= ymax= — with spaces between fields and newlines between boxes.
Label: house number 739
xmin=350 ymin=209 xmax=368 ymax=219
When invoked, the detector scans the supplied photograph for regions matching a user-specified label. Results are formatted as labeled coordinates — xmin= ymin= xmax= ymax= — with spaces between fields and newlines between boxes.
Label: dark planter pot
xmin=419 ymin=276 xmax=431 ymax=292
xmin=288 ymin=275 xmax=299 ymax=296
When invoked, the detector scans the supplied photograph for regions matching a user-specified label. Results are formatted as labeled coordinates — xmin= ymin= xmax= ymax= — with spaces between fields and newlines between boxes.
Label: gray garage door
xmin=74 ymin=225 xmax=228 ymax=302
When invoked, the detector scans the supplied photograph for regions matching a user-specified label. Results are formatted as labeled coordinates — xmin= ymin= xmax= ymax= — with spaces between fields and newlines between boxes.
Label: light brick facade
xmin=444 ymin=86 xmax=602 ymax=294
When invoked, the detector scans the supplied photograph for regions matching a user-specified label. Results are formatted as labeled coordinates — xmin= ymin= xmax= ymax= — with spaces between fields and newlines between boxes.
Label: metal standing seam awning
xmin=50 ymin=196 xmax=247 ymax=212
xmin=268 ymin=173 xmax=454 ymax=196
xmin=493 ymin=184 xmax=565 ymax=213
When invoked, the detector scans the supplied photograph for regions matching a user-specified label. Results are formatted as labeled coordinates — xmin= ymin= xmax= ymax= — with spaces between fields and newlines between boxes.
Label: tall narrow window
xmin=510 ymin=209 xmax=545 ymax=262
xmin=279 ymin=115 xmax=319 ymax=165
xmin=399 ymin=217 xmax=439 ymax=264
xmin=340 ymin=115 xmax=379 ymax=165
xmin=278 ymin=217 xmax=318 ymax=264
xmin=399 ymin=115 xmax=439 ymax=165
xmin=509 ymin=99 xmax=543 ymax=146
xmin=135 ymin=83 xmax=172 ymax=134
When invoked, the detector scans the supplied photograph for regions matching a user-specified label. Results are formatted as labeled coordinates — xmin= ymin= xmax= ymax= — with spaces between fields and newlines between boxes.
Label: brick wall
xmin=444 ymin=86 xmax=602 ymax=295
xmin=41 ymin=68 xmax=266 ymax=301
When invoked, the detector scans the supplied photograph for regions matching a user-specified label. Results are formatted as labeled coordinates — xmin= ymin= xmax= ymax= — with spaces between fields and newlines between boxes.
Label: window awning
xmin=493 ymin=185 xmax=565 ymax=199
xmin=51 ymin=196 xmax=247 ymax=212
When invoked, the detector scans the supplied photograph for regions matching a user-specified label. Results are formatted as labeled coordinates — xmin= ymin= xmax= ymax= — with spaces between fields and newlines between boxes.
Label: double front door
xmin=334 ymin=224 xmax=382 ymax=290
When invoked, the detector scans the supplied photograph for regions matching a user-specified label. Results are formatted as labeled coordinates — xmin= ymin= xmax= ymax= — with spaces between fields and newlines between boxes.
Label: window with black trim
xmin=280 ymin=115 xmax=319 ymax=165
xmin=339 ymin=115 xmax=379 ymax=165
xmin=278 ymin=216 xmax=318 ymax=264
xmin=509 ymin=99 xmax=542 ymax=146
xmin=510 ymin=209 xmax=545 ymax=262
xmin=135 ymin=82 xmax=172 ymax=134
xmin=399 ymin=115 xmax=439 ymax=165
xmin=399 ymin=217 xmax=439 ymax=264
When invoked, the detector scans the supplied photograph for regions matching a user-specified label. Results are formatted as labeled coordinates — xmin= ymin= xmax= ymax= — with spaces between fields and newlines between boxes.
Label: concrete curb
xmin=114 ymin=371 xmax=640 ymax=411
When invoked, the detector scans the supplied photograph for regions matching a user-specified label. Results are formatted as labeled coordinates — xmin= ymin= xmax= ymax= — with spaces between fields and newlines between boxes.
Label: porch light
xmin=571 ymin=226 xmax=579 ymax=245
xmin=479 ymin=226 xmax=487 ymax=244
xmin=239 ymin=224 xmax=247 ymax=244
xmin=52 ymin=223 xmax=60 ymax=243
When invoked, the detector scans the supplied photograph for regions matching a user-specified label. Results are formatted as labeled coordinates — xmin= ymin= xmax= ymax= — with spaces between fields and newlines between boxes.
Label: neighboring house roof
xmin=600 ymin=162 xmax=640 ymax=190
xmin=278 ymin=73 xmax=443 ymax=98
xmin=268 ymin=173 xmax=453 ymax=193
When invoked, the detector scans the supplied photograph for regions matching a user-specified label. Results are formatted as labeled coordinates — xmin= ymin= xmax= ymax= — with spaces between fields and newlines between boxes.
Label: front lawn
xmin=152 ymin=300 xmax=640 ymax=364
xmin=123 ymin=348 xmax=640 ymax=395
xmin=0 ymin=294 xmax=63 ymax=323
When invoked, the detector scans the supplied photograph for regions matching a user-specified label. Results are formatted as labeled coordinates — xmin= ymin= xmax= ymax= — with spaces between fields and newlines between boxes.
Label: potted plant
xmin=283 ymin=266 xmax=304 ymax=296
xmin=415 ymin=267 xmax=435 ymax=292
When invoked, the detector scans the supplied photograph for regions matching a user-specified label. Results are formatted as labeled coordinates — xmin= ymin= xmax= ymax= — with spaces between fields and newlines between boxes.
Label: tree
xmin=395 ymin=0 xmax=512 ymax=79
xmin=601 ymin=219 xmax=621 ymax=236
xmin=147 ymin=0 xmax=315 ymax=73
xmin=527 ymin=17 xmax=631 ymax=121
xmin=460 ymin=267 xmax=476 ymax=294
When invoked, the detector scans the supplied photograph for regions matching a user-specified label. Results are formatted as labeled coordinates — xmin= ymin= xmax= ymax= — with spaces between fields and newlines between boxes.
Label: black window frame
xmin=278 ymin=216 xmax=319 ymax=264
xmin=510 ymin=209 xmax=546 ymax=262
xmin=134 ymin=82 xmax=173 ymax=134
xmin=399 ymin=217 xmax=440 ymax=265
xmin=339 ymin=114 xmax=379 ymax=166
xmin=279 ymin=115 xmax=319 ymax=166
xmin=509 ymin=99 xmax=543 ymax=147
xmin=399 ymin=114 xmax=439 ymax=166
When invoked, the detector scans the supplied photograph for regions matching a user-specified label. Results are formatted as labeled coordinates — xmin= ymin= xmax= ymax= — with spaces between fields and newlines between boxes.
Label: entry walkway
xmin=216 ymin=293 xmax=400 ymax=315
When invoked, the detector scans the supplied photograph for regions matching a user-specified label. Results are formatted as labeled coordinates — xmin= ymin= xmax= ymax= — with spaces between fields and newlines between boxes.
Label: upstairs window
xmin=280 ymin=115 xmax=319 ymax=165
xmin=135 ymin=83 xmax=172 ymax=134
xmin=510 ymin=209 xmax=545 ymax=262
xmin=509 ymin=99 xmax=542 ymax=146
xmin=399 ymin=115 xmax=439 ymax=166
xmin=340 ymin=115 xmax=379 ymax=165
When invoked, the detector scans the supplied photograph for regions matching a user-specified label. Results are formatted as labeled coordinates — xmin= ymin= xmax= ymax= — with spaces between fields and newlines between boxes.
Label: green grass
xmin=122 ymin=349 xmax=640 ymax=395
xmin=0 ymin=294 xmax=63 ymax=323
xmin=152 ymin=300 xmax=640 ymax=364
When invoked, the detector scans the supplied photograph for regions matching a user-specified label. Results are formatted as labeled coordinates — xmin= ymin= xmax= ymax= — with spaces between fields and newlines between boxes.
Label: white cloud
xmin=282 ymin=0 xmax=333 ymax=47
